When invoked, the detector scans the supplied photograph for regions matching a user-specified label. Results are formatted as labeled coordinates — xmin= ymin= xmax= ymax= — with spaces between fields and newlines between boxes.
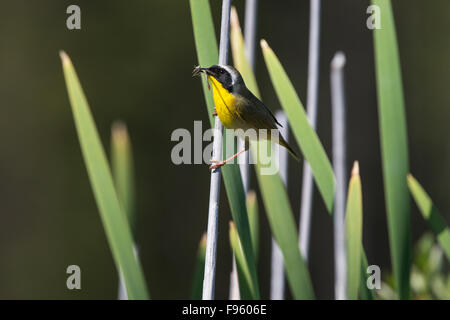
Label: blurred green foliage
xmin=378 ymin=233 xmax=450 ymax=299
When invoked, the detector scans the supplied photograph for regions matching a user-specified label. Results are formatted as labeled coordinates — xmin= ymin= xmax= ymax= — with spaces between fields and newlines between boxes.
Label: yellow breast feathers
xmin=208 ymin=75 xmax=238 ymax=128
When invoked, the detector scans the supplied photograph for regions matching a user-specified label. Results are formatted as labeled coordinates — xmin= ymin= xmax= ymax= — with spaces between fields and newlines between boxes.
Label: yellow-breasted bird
xmin=193 ymin=64 xmax=299 ymax=170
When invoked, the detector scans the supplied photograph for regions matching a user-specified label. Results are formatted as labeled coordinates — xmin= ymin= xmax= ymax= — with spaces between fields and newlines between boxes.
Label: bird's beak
xmin=192 ymin=66 xmax=209 ymax=77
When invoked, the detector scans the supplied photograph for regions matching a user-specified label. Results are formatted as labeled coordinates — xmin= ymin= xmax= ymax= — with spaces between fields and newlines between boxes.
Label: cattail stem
xmin=270 ymin=238 xmax=284 ymax=300
xmin=231 ymin=0 xmax=259 ymax=300
xmin=331 ymin=51 xmax=347 ymax=300
xmin=270 ymin=110 xmax=288 ymax=300
xmin=202 ymin=0 xmax=232 ymax=300
xmin=237 ymin=0 xmax=258 ymax=195
xmin=244 ymin=0 xmax=258 ymax=70
xmin=299 ymin=0 xmax=321 ymax=261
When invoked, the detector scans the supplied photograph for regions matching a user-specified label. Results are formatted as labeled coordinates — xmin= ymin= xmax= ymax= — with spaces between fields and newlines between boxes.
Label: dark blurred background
xmin=0 ymin=0 xmax=449 ymax=299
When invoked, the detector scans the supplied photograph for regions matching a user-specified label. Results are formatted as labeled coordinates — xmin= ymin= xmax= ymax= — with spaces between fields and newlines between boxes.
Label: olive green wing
xmin=235 ymin=89 xmax=281 ymax=130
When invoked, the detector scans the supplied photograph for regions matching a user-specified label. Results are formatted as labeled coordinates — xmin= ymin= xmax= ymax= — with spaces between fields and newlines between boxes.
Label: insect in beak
xmin=192 ymin=66 xmax=208 ymax=77
xmin=192 ymin=66 xmax=211 ymax=90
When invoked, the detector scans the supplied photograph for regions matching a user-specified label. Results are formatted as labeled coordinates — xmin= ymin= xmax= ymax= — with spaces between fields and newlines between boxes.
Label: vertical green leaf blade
xmin=229 ymin=222 xmax=254 ymax=299
xmin=372 ymin=0 xmax=411 ymax=299
xmin=246 ymin=190 xmax=259 ymax=261
xmin=359 ymin=252 xmax=375 ymax=300
xmin=190 ymin=233 xmax=207 ymax=299
xmin=190 ymin=0 xmax=260 ymax=299
xmin=230 ymin=12 xmax=314 ymax=299
xmin=221 ymin=164 xmax=260 ymax=299
xmin=407 ymin=175 xmax=450 ymax=262
xmin=111 ymin=122 xmax=136 ymax=237
xmin=60 ymin=52 xmax=149 ymax=300
xmin=346 ymin=162 xmax=363 ymax=300
xmin=261 ymin=40 xmax=335 ymax=213
xmin=251 ymin=141 xmax=315 ymax=299
xmin=190 ymin=0 xmax=218 ymax=124
xmin=230 ymin=7 xmax=260 ymax=97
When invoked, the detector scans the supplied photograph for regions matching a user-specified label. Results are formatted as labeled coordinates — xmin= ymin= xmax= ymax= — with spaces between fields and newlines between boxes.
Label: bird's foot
xmin=209 ymin=159 xmax=226 ymax=170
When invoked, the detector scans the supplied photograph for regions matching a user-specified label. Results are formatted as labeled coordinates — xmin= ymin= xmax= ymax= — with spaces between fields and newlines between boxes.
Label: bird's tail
xmin=278 ymin=135 xmax=300 ymax=162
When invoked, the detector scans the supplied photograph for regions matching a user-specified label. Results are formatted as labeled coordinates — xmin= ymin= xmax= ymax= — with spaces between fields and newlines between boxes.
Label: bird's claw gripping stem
xmin=209 ymin=159 xmax=226 ymax=170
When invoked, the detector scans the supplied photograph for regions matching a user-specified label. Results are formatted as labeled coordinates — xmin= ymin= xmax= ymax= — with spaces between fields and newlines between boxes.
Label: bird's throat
xmin=208 ymin=76 xmax=237 ymax=128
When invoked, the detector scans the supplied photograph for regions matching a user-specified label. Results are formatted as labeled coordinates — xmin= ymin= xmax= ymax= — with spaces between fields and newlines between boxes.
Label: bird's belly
xmin=215 ymin=100 xmax=236 ymax=129
xmin=216 ymin=102 xmax=250 ymax=132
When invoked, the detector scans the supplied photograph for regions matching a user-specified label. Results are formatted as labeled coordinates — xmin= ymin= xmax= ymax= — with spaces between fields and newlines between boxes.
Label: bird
xmin=193 ymin=64 xmax=299 ymax=170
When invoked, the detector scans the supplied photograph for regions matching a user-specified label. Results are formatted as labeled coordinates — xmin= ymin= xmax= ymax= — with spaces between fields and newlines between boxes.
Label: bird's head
xmin=192 ymin=65 xmax=244 ymax=92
